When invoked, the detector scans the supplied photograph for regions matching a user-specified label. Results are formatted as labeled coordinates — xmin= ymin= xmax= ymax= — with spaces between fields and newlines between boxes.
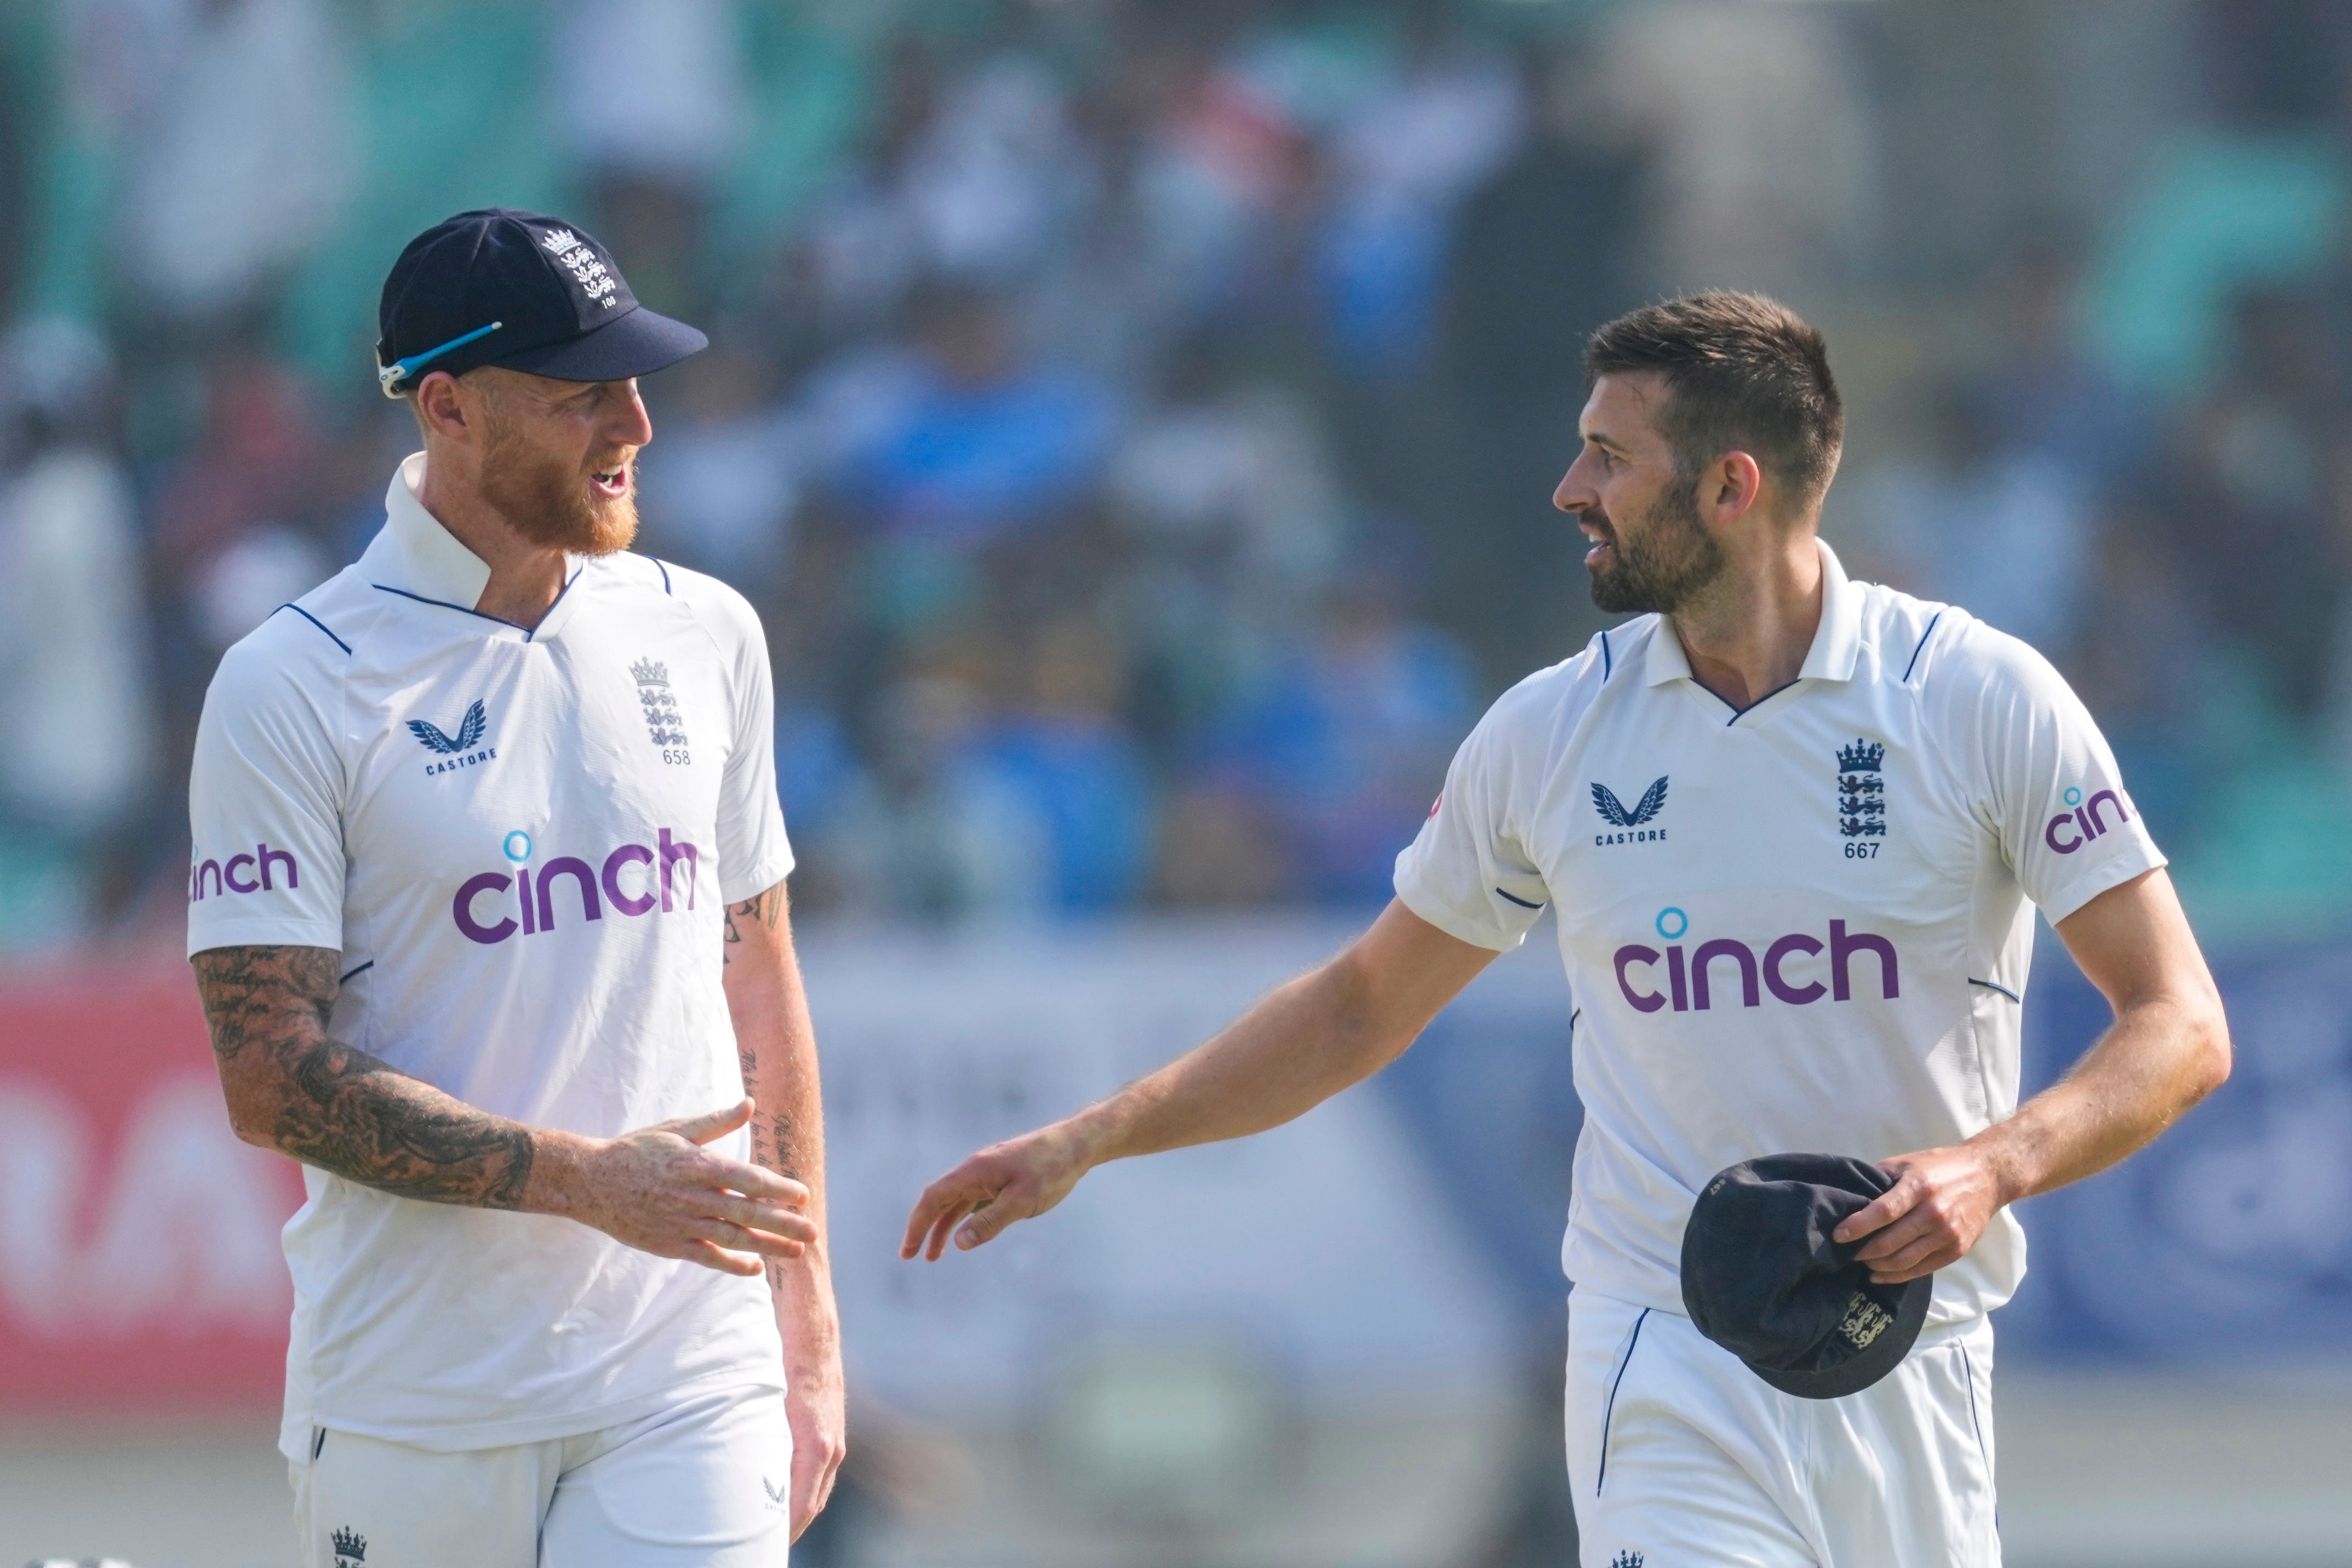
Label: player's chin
xmin=575 ymin=491 xmax=640 ymax=556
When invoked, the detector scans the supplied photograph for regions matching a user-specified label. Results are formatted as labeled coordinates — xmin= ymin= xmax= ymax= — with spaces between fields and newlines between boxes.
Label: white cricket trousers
xmin=291 ymin=1386 xmax=792 ymax=1567
xmin=1566 ymin=1289 xmax=1999 ymax=1567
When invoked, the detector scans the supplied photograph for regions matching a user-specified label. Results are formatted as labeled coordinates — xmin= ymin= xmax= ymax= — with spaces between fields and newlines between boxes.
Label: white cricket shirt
xmin=187 ymin=454 xmax=795 ymax=1458
xmin=1394 ymin=542 xmax=2162 ymax=1327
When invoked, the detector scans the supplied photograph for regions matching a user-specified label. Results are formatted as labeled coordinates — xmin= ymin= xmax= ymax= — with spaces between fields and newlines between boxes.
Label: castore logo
xmin=1592 ymin=775 xmax=1669 ymax=845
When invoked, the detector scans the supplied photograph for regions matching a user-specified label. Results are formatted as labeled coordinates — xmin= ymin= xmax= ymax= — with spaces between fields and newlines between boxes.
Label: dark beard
xmin=479 ymin=416 xmax=638 ymax=557
xmin=1586 ymin=471 xmax=1727 ymax=614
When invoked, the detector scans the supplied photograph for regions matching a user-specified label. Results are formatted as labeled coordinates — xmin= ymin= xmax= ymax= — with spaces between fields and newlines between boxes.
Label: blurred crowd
xmin=2 ymin=0 xmax=2351 ymax=949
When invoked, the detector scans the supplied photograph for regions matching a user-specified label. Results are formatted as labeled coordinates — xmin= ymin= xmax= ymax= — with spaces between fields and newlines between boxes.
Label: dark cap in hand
xmin=1680 ymin=1152 xmax=1934 ymax=1399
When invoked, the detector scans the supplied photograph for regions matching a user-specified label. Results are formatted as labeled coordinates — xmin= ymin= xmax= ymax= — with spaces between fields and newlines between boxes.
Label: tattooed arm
xmin=721 ymin=882 xmax=845 ymax=1540
xmin=194 ymin=945 xmax=537 ymax=1205
xmin=192 ymin=944 xmax=817 ymax=1271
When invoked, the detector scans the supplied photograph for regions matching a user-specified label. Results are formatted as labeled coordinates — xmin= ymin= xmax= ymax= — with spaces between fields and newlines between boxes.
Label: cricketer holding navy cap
xmin=188 ymin=209 xmax=843 ymax=1565
xmin=899 ymin=290 xmax=2233 ymax=1568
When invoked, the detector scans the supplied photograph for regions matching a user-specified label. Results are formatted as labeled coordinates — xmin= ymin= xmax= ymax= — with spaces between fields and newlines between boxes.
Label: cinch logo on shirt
xmin=2044 ymin=786 xmax=2132 ymax=854
xmin=190 ymin=843 xmax=299 ymax=901
xmin=451 ymin=827 xmax=700 ymax=945
xmin=1613 ymin=907 xmax=1898 ymax=1012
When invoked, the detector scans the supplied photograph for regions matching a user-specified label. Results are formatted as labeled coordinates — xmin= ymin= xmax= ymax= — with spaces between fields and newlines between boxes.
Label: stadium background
xmin=1 ymin=1 xmax=2350 ymax=1564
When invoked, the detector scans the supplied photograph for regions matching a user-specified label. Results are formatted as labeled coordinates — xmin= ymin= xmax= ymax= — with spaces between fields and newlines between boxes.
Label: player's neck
xmin=1668 ymin=529 xmax=1824 ymax=713
xmin=415 ymin=460 xmax=571 ymax=630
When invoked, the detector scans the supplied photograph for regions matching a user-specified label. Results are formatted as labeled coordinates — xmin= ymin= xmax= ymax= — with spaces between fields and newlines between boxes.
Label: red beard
xmin=479 ymin=420 xmax=639 ymax=557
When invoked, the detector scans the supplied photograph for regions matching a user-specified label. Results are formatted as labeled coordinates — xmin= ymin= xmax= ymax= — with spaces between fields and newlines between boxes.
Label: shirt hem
xmin=279 ymin=1363 xmax=789 ymax=1462
xmin=2036 ymin=843 xmax=2167 ymax=926
xmin=1392 ymin=873 xmax=1525 ymax=953
xmin=188 ymin=920 xmax=346 ymax=959
xmin=717 ymin=849 xmax=797 ymax=906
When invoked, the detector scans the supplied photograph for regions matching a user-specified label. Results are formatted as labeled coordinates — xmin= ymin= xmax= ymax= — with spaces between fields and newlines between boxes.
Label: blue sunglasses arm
xmin=377 ymin=321 xmax=505 ymax=397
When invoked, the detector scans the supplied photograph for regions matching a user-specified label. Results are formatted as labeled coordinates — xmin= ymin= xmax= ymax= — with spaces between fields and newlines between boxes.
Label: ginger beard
xmin=1584 ymin=464 xmax=1729 ymax=615
xmin=477 ymin=392 xmax=639 ymax=557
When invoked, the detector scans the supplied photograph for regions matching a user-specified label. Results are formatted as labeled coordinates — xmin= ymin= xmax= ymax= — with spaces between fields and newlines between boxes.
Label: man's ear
xmin=1707 ymin=450 xmax=1765 ymax=524
xmin=411 ymin=371 xmax=474 ymax=444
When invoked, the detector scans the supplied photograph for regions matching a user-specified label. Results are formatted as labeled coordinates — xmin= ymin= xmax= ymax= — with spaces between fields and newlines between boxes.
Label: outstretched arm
xmin=901 ymin=900 xmax=1498 ymax=1261
xmin=192 ymin=943 xmax=817 ymax=1275
xmin=1836 ymin=867 xmax=2231 ymax=1283
xmin=722 ymin=881 xmax=845 ymax=1542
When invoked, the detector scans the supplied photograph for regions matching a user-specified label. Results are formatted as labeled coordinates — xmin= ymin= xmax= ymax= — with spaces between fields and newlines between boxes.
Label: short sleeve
xmin=1960 ymin=623 xmax=2166 ymax=924
xmin=186 ymin=622 xmax=349 ymax=956
xmin=1393 ymin=706 xmax=1551 ymax=951
xmin=680 ymin=570 xmax=794 ymax=903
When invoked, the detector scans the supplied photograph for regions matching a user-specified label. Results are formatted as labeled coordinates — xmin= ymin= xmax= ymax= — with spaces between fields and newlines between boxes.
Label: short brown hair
xmin=1584 ymin=291 xmax=1843 ymax=505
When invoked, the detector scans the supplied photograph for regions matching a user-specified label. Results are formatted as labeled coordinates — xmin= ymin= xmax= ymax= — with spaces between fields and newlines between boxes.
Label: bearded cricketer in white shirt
xmin=901 ymin=291 xmax=2231 ymax=1566
xmin=190 ymin=211 xmax=842 ymax=1566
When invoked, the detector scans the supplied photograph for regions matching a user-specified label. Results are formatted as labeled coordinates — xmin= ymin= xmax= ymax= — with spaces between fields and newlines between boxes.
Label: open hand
xmin=1833 ymin=1143 xmax=2017 ymax=1285
xmin=901 ymin=1121 xmax=1094 ymax=1261
xmin=567 ymin=1098 xmax=817 ymax=1276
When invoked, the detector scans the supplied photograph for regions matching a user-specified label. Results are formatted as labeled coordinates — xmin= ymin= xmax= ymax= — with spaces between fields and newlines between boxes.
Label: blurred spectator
xmin=963 ymin=615 xmax=1155 ymax=914
xmin=816 ymin=665 xmax=1054 ymax=923
xmin=107 ymin=0 xmax=350 ymax=340
xmin=1861 ymin=381 xmax=2099 ymax=658
xmin=1194 ymin=569 xmax=1474 ymax=905
xmin=0 ymin=18 xmax=30 ymax=314
xmin=1130 ymin=47 xmax=1315 ymax=321
xmin=774 ymin=700 xmax=861 ymax=861
xmin=2172 ymin=288 xmax=2349 ymax=714
xmin=278 ymin=0 xmax=570 ymax=385
xmin=1107 ymin=334 xmax=1348 ymax=752
xmin=829 ymin=282 xmax=1120 ymax=548
xmin=190 ymin=525 xmax=335 ymax=654
xmin=1593 ymin=0 xmax=1877 ymax=296
xmin=640 ymin=345 xmax=803 ymax=590
xmin=801 ymin=38 xmax=941 ymax=341
xmin=1973 ymin=238 xmax=2145 ymax=488
xmin=1314 ymin=24 xmax=1523 ymax=380
xmin=804 ymin=43 xmax=1089 ymax=333
xmin=0 ymin=320 xmax=154 ymax=945
xmin=150 ymin=352 xmax=323 ymax=590
xmin=552 ymin=0 xmax=747 ymax=314
xmin=900 ymin=53 xmax=1090 ymax=288
xmin=2084 ymin=0 xmax=2350 ymax=392
xmin=2066 ymin=508 xmax=2218 ymax=848
xmin=1438 ymin=44 xmax=1644 ymax=682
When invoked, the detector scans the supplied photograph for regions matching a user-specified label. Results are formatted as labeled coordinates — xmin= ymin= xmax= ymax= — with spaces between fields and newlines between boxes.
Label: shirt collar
xmin=367 ymin=453 xmax=592 ymax=636
xmin=1643 ymin=537 xmax=1862 ymax=688
xmin=373 ymin=451 xmax=494 ymax=607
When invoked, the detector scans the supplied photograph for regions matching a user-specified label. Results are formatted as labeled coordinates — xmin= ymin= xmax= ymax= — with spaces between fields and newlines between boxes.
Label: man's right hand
xmin=901 ymin=1119 xmax=1097 ymax=1261
xmin=547 ymin=1098 xmax=817 ymax=1277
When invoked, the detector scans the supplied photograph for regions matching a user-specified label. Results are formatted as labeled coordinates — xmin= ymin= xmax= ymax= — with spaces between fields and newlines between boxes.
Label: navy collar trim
xmin=370 ymin=565 xmax=583 ymax=642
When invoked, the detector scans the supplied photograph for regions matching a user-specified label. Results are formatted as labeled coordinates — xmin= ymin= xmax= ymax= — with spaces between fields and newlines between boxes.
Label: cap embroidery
xmin=541 ymin=228 xmax=585 ymax=256
xmin=1838 ymin=1290 xmax=1895 ymax=1350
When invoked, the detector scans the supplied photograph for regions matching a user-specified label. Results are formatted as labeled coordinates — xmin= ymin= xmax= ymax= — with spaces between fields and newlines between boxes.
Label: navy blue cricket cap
xmin=375 ymin=208 xmax=707 ymax=398
xmin=1679 ymin=1153 xmax=1933 ymax=1400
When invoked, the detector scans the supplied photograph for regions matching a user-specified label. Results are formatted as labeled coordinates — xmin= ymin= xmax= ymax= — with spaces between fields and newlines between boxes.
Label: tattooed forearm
xmin=722 ymin=885 xmax=785 ymax=963
xmin=767 ymin=1103 xmax=807 ymax=1183
xmin=735 ymin=1042 xmax=803 ymax=1182
xmin=193 ymin=945 xmax=535 ymax=1209
xmin=721 ymin=877 xmax=829 ymax=1296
